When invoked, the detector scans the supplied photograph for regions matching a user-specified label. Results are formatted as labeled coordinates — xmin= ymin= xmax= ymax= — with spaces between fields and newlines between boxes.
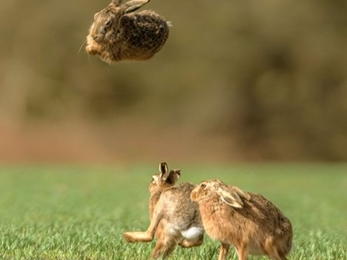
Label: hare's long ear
xmin=165 ymin=169 xmax=180 ymax=185
xmin=230 ymin=185 xmax=251 ymax=201
xmin=111 ymin=0 xmax=123 ymax=6
xmin=159 ymin=162 xmax=168 ymax=177
xmin=217 ymin=185 xmax=244 ymax=208
xmin=122 ymin=0 xmax=150 ymax=13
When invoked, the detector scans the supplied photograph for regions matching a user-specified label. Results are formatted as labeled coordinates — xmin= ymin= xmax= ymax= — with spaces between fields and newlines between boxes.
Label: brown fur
xmin=85 ymin=0 xmax=170 ymax=63
xmin=191 ymin=179 xmax=293 ymax=260
xmin=123 ymin=162 xmax=204 ymax=259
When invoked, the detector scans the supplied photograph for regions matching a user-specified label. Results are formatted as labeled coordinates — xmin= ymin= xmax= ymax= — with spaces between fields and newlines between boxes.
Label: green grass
xmin=0 ymin=163 xmax=346 ymax=259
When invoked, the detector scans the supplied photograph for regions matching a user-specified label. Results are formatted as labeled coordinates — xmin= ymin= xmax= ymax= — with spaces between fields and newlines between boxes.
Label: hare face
xmin=190 ymin=179 xmax=220 ymax=203
xmin=89 ymin=10 xmax=116 ymax=42
xmin=85 ymin=9 xmax=117 ymax=57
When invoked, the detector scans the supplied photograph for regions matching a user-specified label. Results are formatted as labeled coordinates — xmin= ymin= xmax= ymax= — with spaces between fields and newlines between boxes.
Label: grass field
xmin=0 ymin=163 xmax=346 ymax=260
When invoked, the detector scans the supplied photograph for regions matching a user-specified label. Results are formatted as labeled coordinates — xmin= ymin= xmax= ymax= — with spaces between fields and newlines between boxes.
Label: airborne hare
xmin=191 ymin=179 xmax=293 ymax=260
xmin=123 ymin=162 xmax=204 ymax=259
xmin=85 ymin=0 xmax=170 ymax=63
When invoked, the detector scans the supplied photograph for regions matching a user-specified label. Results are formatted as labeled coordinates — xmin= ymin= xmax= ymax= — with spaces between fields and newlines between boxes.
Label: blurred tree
xmin=0 ymin=0 xmax=347 ymax=160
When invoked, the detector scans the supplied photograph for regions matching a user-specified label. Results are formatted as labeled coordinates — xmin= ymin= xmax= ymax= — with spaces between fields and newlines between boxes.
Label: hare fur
xmin=123 ymin=162 xmax=204 ymax=259
xmin=191 ymin=179 xmax=293 ymax=260
xmin=85 ymin=0 xmax=170 ymax=63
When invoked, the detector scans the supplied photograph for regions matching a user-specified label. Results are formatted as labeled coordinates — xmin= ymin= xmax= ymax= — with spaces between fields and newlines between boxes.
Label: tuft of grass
xmin=0 ymin=163 xmax=346 ymax=259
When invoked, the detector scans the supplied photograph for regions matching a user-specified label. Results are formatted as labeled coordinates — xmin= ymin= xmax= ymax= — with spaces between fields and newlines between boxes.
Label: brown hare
xmin=123 ymin=162 xmax=204 ymax=259
xmin=191 ymin=179 xmax=293 ymax=260
xmin=85 ymin=0 xmax=170 ymax=63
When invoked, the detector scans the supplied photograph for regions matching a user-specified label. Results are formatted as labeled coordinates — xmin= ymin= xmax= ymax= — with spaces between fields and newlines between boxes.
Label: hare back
xmin=158 ymin=183 xmax=202 ymax=229
xmin=120 ymin=10 xmax=169 ymax=52
xmin=199 ymin=192 xmax=292 ymax=254
xmin=245 ymin=192 xmax=292 ymax=237
xmin=160 ymin=182 xmax=197 ymax=207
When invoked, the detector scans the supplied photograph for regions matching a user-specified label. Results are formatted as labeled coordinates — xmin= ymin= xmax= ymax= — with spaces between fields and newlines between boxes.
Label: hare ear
xmin=159 ymin=162 xmax=168 ymax=176
xmin=111 ymin=0 xmax=123 ymax=6
xmin=151 ymin=174 xmax=159 ymax=183
xmin=217 ymin=186 xmax=244 ymax=208
xmin=165 ymin=169 xmax=180 ymax=184
xmin=123 ymin=0 xmax=150 ymax=13
xmin=230 ymin=185 xmax=251 ymax=201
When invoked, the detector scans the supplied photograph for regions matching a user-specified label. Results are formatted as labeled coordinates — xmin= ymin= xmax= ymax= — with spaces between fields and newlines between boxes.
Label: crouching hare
xmin=85 ymin=0 xmax=170 ymax=63
xmin=123 ymin=162 xmax=204 ymax=259
xmin=191 ymin=179 xmax=293 ymax=260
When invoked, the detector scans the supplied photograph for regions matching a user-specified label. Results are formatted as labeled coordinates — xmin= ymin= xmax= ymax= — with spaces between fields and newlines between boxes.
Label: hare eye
xmin=200 ymin=183 xmax=206 ymax=189
xmin=105 ymin=20 xmax=112 ymax=27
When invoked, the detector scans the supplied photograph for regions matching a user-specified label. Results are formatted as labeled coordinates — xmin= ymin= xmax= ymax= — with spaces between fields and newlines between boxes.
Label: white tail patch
xmin=181 ymin=227 xmax=204 ymax=240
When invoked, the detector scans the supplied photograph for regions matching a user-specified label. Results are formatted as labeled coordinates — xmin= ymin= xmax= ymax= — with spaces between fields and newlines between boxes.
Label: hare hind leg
xmin=151 ymin=230 xmax=177 ymax=259
xmin=152 ymin=242 xmax=176 ymax=259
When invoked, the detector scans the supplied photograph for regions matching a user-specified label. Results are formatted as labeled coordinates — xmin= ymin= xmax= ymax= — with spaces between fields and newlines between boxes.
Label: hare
xmin=85 ymin=0 xmax=170 ymax=63
xmin=123 ymin=162 xmax=204 ymax=259
xmin=190 ymin=179 xmax=293 ymax=260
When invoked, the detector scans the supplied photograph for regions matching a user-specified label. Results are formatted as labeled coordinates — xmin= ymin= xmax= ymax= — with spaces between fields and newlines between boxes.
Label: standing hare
xmin=85 ymin=0 xmax=170 ymax=63
xmin=123 ymin=162 xmax=204 ymax=259
xmin=191 ymin=179 xmax=293 ymax=260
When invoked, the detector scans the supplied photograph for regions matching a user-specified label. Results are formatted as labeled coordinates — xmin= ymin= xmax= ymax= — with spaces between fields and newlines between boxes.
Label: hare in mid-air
xmin=123 ymin=162 xmax=204 ymax=259
xmin=85 ymin=0 xmax=170 ymax=63
xmin=191 ymin=179 xmax=293 ymax=260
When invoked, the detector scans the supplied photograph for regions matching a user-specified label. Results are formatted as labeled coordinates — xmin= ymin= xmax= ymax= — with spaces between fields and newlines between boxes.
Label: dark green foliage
xmin=1 ymin=0 xmax=347 ymax=160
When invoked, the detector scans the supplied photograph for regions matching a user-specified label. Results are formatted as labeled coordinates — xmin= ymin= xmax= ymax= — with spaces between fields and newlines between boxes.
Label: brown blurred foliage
xmin=1 ymin=0 xmax=347 ymax=161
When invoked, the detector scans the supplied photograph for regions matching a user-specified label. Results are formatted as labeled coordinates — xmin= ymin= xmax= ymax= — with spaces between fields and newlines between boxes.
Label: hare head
xmin=191 ymin=179 xmax=251 ymax=208
xmin=85 ymin=0 xmax=170 ymax=63
xmin=149 ymin=162 xmax=181 ymax=195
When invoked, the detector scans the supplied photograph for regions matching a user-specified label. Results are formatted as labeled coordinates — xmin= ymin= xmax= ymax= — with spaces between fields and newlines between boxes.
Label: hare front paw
xmin=123 ymin=232 xmax=137 ymax=242
xmin=123 ymin=231 xmax=153 ymax=242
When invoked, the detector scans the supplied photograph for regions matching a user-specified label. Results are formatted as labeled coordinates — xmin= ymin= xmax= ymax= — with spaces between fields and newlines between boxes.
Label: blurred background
xmin=1 ymin=0 xmax=347 ymax=164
